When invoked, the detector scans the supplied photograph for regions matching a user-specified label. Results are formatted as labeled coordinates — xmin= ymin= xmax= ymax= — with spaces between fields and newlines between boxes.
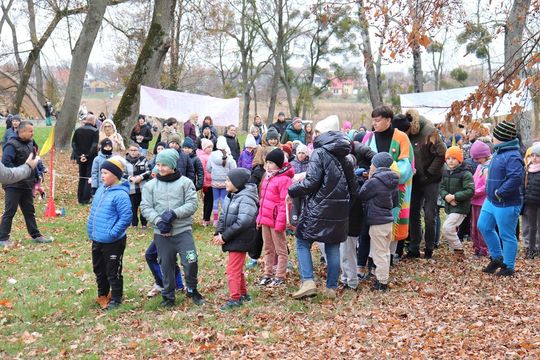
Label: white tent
xmin=400 ymin=86 xmax=531 ymax=124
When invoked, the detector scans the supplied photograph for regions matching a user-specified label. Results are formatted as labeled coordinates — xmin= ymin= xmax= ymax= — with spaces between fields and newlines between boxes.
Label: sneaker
xmin=403 ymin=251 xmax=420 ymax=260
xmin=186 ymin=288 xmax=205 ymax=305
xmin=270 ymin=277 xmax=285 ymax=286
xmin=495 ymin=267 xmax=515 ymax=277
xmin=357 ymin=272 xmax=374 ymax=281
xmin=239 ymin=294 xmax=252 ymax=303
xmin=33 ymin=236 xmax=53 ymax=244
xmin=424 ymin=249 xmax=433 ymax=259
xmin=220 ymin=299 xmax=242 ymax=311
xmin=0 ymin=240 xmax=12 ymax=248
xmin=141 ymin=225 xmax=147 ymax=230
xmin=147 ymin=284 xmax=163 ymax=298
xmin=160 ymin=298 xmax=175 ymax=308
xmin=106 ymin=300 xmax=121 ymax=310
xmin=482 ymin=257 xmax=505 ymax=274
xmin=292 ymin=279 xmax=317 ymax=299
xmin=322 ymin=288 xmax=336 ymax=299
xmin=246 ymin=259 xmax=258 ymax=269
xmin=258 ymin=276 xmax=272 ymax=286
xmin=371 ymin=280 xmax=388 ymax=292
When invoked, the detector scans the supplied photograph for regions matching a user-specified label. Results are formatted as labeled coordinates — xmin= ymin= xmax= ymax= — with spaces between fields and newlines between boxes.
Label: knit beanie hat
xmin=156 ymin=148 xmax=179 ymax=169
xmin=266 ymin=148 xmax=285 ymax=168
xmin=281 ymin=144 xmax=292 ymax=160
xmin=445 ymin=146 xmax=463 ymax=163
xmin=182 ymin=137 xmax=195 ymax=149
xmin=470 ymin=140 xmax=491 ymax=159
xmin=201 ymin=138 xmax=214 ymax=151
xmin=343 ymin=121 xmax=352 ymax=130
xmin=227 ymin=168 xmax=251 ymax=191
xmin=531 ymin=142 xmax=540 ymax=156
xmin=266 ymin=127 xmax=279 ymax=141
xmin=292 ymin=117 xmax=302 ymax=126
xmin=168 ymin=134 xmax=182 ymax=145
xmin=101 ymin=156 xmax=125 ymax=180
xmin=156 ymin=141 xmax=168 ymax=150
xmin=371 ymin=152 xmax=394 ymax=168
xmin=245 ymin=134 xmax=257 ymax=148
xmin=216 ymin=136 xmax=228 ymax=151
xmin=100 ymin=138 xmax=113 ymax=154
xmin=296 ymin=143 xmax=309 ymax=155
xmin=493 ymin=121 xmax=517 ymax=142
xmin=315 ymin=115 xmax=340 ymax=134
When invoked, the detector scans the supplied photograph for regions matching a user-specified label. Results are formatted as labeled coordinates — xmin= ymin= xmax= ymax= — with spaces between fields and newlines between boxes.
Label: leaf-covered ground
xmin=0 ymin=148 xmax=539 ymax=359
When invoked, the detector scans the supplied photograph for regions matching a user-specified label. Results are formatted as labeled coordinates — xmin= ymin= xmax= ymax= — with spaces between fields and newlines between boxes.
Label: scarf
xmin=157 ymin=170 xmax=182 ymax=182
xmin=528 ymin=163 xmax=540 ymax=174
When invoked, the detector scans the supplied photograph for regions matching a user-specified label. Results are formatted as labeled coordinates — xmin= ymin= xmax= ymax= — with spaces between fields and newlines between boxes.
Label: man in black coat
xmin=72 ymin=114 xmax=99 ymax=204
xmin=268 ymin=111 xmax=290 ymax=137
xmin=0 ymin=121 xmax=50 ymax=247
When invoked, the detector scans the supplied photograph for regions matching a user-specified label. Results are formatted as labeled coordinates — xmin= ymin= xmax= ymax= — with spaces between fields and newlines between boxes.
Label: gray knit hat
xmin=372 ymin=152 xmax=394 ymax=168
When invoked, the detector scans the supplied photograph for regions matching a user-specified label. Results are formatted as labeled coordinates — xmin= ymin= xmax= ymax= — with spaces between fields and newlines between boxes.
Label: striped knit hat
xmin=493 ymin=121 xmax=517 ymax=142
xmin=101 ymin=156 xmax=126 ymax=180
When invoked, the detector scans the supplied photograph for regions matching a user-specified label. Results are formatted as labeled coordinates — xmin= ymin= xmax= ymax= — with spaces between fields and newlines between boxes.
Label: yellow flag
xmin=39 ymin=127 xmax=55 ymax=156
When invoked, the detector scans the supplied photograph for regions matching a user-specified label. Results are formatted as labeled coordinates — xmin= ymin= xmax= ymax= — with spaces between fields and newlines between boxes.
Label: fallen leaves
xmin=0 ymin=298 xmax=13 ymax=309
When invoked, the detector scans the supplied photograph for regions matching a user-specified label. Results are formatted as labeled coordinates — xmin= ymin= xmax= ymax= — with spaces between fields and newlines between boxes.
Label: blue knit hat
xmin=156 ymin=149 xmax=179 ymax=169
xmin=182 ymin=137 xmax=195 ymax=150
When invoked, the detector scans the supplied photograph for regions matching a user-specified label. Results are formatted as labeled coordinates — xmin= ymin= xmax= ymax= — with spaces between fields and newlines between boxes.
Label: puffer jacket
xmin=291 ymin=158 xmax=309 ymax=174
xmin=207 ymin=150 xmax=237 ymax=187
xmin=87 ymin=181 xmax=132 ymax=243
xmin=358 ymin=167 xmax=399 ymax=225
xmin=189 ymin=153 xmax=204 ymax=191
xmin=288 ymin=131 xmax=357 ymax=244
xmin=256 ymin=165 xmax=294 ymax=232
xmin=1 ymin=136 xmax=36 ymax=190
xmin=217 ymin=183 xmax=259 ymax=252
xmin=524 ymin=170 xmax=540 ymax=205
xmin=124 ymin=155 xmax=151 ymax=194
xmin=196 ymin=149 xmax=212 ymax=188
xmin=91 ymin=151 xmax=112 ymax=189
xmin=140 ymin=175 xmax=198 ymax=236
xmin=238 ymin=149 xmax=255 ymax=170
xmin=281 ymin=124 xmax=306 ymax=144
xmin=471 ymin=162 xmax=489 ymax=206
xmin=352 ymin=141 xmax=376 ymax=170
xmin=407 ymin=110 xmax=447 ymax=185
xmin=486 ymin=139 xmax=524 ymax=207
xmin=439 ymin=164 xmax=475 ymax=214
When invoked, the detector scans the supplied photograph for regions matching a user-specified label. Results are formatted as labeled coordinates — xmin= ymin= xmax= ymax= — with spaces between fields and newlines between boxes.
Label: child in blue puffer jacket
xmin=87 ymin=156 xmax=132 ymax=310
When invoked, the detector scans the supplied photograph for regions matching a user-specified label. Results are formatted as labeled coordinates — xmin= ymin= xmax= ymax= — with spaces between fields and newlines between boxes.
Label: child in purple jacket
xmin=238 ymin=135 xmax=257 ymax=170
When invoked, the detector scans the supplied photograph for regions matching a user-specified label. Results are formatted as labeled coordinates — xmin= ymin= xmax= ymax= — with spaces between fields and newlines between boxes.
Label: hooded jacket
xmin=288 ymin=131 xmax=357 ymax=244
xmin=217 ymin=183 xmax=259 ymax=252
xmin=486 ymin=138 xmax=524 ymax=207
xmin=87 ymin=181 xmax=132 ymax=243
xmin=207 ymin=150 xmax=237 ymax=186
xmin=91 ymin=151 xmax=112 ymax=189
xmin=238 ymin=148 xmax=255 ymax=170
xmin=358 ymin=167 xmax=399 ymax=225
xmin=256 ymin=165 xmax=294 ymax=232
xmin=439 ymin=164 xmax=475 ymax=215
xmin=189 ymin=152 xmax=204 ymax=191
xmin=406 ymin=109 xmax=447 ymax=185
xmin=281 ymin=123 xmax=306 ymax=144
xmin=99 ymin=119 xmax=126 ymax=154
xmin=196 ymin=149 xmax=212 ymax=188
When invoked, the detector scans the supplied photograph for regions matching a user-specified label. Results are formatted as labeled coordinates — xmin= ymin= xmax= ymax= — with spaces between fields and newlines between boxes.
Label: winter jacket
xmin=224 ymin=134 xmax=241 ymax=161
xmin=281 ymin=124 xmax=306 ymax=144
xmin=2 ymin=127 xmax=17 ymax=146
xmin=91 ymin=151 xmax=112 ymax=189
xmin=99 ymin=119 xmax=125 ymax=154
xmin=407 ymin=112 xmax=447 ymax=185
xmin=439 ymin=164 xmax=475 ymax=215
xmin=0 ymin=162 xmax=32 ymax=185
xmin=348 ymin=176 xmax=366 ymax=236
xmin=358 ymin=167 xmax=399 ymax=226
xmin=196 ymin=149 xmax=212 ymax=188
xmin=189 ymin=152 xmax=204 ymax=191
xmin=184 ymin=121 xmax=197 ymax=142
xmin=87 ymin=181 xmax=132 ymax=243
xmin=1 ymin=137 xmax=37 ymax=190
xmin=352 ymin=141 xmax=376 ymax=171
xmin=269 ymin=120 xmax=291 ymax=137
xmin=130 ymin=124 xmax=153 ymax=150
xmin=471 ymin=162 xmax=489 ymax=206
xmin=217 ymin=183 xmax=259 ymax=252
xmin=124 ymin=155 xmax=151 ymax=194
xmin=291 ymin=158 xmax=309 ymax=174
xmin=238 ymin=149 xmax=255 ymax=170
xmin=176 ymin=150 xmax=195 ymax=182
xmin=71 ymin=123 xmax=99 ymax=164
xmin=140 ymin=175 xmax=198 ymax=236
xmin=288 ymin=131 xmax=357 ymax=244
xmin=524 ymin=170 xmax=540 ymax=206
xmin=256 ymin=165 xmax=294 ymax=232
xmin=207 ymin=150 xmax=237 ymax=187
xmin=249 ymin=164 xmax=265 ymax=187
xmin=486 ymin=139 xmax=524 ymax=207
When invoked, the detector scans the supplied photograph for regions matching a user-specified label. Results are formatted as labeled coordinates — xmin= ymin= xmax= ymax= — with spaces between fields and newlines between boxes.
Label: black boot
xmin=424 ymin=249 xmax=433 ymax=259
xmin=482 ymin=257 xmax=505 ymax=274
xmin=371 ymin=280 xmax=388 ymax=292
xmin=495 ymin=267 xmax=515 ymax=277
xmin=186 ymin=288 xmax=205 ymax=305
xmin=403 ymin=251 xmax=420 ymax=260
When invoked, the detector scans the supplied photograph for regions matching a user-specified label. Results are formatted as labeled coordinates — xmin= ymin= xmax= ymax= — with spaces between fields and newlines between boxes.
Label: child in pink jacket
xmin=470 ymin=141 xmax=491 ymax=257
xmin=256 ymin=148 xmax=294 ymax=287
xmin=197 ymin=138 xmax=214 ymax=226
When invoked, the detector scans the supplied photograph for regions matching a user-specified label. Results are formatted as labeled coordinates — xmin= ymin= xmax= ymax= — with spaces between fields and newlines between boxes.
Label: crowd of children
xmin=82 ymin=110 xmax=537 ymax=311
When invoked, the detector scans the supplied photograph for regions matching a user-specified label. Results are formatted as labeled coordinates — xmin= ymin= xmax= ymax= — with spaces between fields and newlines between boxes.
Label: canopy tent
xmin=139 ymin=85 xmax=239 ymax=127
xmin=400 ymin=86 xmax=531 ymax=124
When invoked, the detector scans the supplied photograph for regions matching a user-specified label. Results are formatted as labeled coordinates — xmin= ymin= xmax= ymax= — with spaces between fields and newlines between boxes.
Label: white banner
xmin=139 ymin=85 xmax=239 ymax=127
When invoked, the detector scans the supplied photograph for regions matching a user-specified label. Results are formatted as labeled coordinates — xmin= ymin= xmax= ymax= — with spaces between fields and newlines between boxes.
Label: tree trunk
xmin=27 ymin=0 xmax=44 ymax=106
xmin=55 ymin=0 xmax=108 ymax=148
xmin=412 ymin=43 xmax=424 ymax=92
xmin=114 ymin=0 xmax=176 ymax=135
xmin=266 ymin=0 xmax=284 ymax=123
xmin=358 ymin=0 xmax=382 ymax=108
xmin=0 ymin=0 xmax=14 ymax=36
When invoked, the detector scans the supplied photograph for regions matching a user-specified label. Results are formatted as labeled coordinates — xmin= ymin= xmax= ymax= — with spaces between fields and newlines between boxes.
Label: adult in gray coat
xmin=0 ymin=153 xmax=39 ymax=186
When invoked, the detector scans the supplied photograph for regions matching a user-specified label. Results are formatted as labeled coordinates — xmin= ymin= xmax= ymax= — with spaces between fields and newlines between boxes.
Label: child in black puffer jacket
xmin=213 ymin=168 xmax=259 ymax=311
xmin=523 ymin=143 xmax=540 ymax=258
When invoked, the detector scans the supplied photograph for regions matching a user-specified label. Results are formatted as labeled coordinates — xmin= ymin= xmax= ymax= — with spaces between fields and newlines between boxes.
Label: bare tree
xmin=27 ymin=0 xmax=45 ymax=106
xmin=358 ymin=0 xmax=383 ymax=107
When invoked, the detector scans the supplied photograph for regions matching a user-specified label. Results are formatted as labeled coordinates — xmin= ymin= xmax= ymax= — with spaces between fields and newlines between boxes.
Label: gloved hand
xmin=156 ymin=221 xmax=172 ymax=234
xmin=161 ymin=210 xmax=177 ymax=224
xmin=355 ymin=168 xmax=366 ymax=177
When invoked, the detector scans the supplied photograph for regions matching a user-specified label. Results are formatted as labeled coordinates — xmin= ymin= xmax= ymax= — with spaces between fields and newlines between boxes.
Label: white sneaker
xmin=147 ymin=284 xmax=163 ymax=298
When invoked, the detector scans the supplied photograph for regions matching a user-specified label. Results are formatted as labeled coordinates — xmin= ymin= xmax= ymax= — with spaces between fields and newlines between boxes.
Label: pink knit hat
xmin=201 ymin=138 xmax=214 ymax=150
xmin=343 ymin=121 xmax=352 ymax=130
xmin=470 ymin=140 xmax=491 ymax=159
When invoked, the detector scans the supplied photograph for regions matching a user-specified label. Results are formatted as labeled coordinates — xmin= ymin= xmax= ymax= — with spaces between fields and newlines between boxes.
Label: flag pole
xmin=44 ymin=129 xmax=56 ymax=218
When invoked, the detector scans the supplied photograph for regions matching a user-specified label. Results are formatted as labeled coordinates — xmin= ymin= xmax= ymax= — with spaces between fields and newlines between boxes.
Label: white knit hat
xmin=296 ymin=143 xmax=309 ymax=155
xmin=315 ymin=115 xmax=340 ymax=134
xmin=245 ymin=134 xmax=257 ymax=148
xmin=216 ymin=136 xmax=228 ymax=150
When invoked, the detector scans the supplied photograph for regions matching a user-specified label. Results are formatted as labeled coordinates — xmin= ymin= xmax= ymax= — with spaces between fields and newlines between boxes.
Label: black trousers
xmin=129 ymin=193 xmax=147 ymax=227
xmin=78 ymin=162 xmax=92 ymax=204
xmin=0 ymin=188 xmax=41 ymax=241
xmin=202 ymin=187 xmax=213 ymax=222
xmin=92 ymin=237 xmax=126 ymax=302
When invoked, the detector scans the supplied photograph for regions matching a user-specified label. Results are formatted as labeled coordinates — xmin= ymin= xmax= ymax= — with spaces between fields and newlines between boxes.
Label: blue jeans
xmin=478 ymin=199 xmax=520 ymax=269
xmin=145 ymin=241 xmax=184 ymax=289
xmin=296 ymin=238 xmax=340 ymax=289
